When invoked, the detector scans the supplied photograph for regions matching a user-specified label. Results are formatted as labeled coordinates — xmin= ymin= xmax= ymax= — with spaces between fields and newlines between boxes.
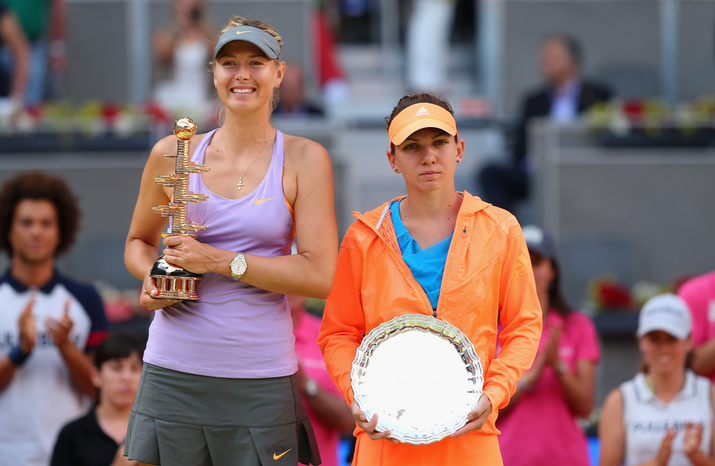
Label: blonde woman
xmin=124 ymin=16 xmax=337 ymax=465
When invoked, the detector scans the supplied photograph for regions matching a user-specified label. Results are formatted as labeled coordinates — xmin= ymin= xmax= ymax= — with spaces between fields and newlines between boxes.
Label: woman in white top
xmin=599 ymin=294 xmax=715 ymax=466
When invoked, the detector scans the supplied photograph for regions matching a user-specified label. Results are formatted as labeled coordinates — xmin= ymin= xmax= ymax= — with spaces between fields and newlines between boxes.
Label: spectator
xmin=678 ymin=270 xmax=715 ymax=381
xmin=123 ymin=16 xmax=337 ymax=465
xmin=0 ymin=171 xmax=109 ymax=466
xmin=290 ymin=295 xmax=355 ymax=466
xmin=478 ymin=34 xmax=613 ymax=215
xmin=152 ymin=0 xmax=216 ymax=119
xmin=0 ymin=0 xmax=66 ymax=104
xmin=599 ymin=294 xmax=715 ymax=465
xmin=497 ymin=225 xmax=600 ymax=466
xmin=318 ymin=92 xmax=542 ymax=464
xmin=406 ymin=0 xmax=457 ymax=93
xmin=51 ymin=333 xmax=144 ymax=466
xmin=274 ymin=62 xmax=324 ymax=117
xmin=0 ymin=4 xmax=30 ymax=117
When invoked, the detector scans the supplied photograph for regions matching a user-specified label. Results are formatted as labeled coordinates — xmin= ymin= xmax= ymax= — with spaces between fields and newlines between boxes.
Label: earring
xmin=394 ymin=168 xmax=400 ymax=173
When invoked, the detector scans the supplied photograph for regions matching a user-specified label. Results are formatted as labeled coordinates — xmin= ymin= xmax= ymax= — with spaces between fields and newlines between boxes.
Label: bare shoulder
xmin=602 ymin=387 xmax=624 ymax=412
xmin=283 ymin=133 xmax=330 ymax=165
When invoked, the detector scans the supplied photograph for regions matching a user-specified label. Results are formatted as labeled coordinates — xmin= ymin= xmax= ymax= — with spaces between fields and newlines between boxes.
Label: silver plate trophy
xmin=351 ymin=314 xmax=483 ymax=445
xmin=150 ymin=117 xmax=209 ymax=301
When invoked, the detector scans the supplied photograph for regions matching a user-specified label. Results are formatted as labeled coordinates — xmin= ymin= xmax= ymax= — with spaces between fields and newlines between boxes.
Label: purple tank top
xmin=143 ymin=129 xmax=297 ymax=378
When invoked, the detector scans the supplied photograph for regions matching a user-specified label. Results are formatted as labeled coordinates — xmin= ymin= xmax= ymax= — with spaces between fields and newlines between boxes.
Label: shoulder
xmin=283 ymin=133 xmax=329 ymax=163
xmin=467 ymin=194 xmax=520 ymax=236
xmin=679 ymin=270 xmax=715 ymax=297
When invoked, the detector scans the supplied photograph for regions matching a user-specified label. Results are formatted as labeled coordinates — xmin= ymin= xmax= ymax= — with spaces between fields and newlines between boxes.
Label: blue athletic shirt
xmin=390 ymin=200 xmax=453 ymax=311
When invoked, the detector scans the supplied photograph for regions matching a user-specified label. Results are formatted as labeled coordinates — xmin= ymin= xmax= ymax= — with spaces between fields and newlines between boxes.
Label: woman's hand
xmin=653 ymin=428 xmax=675 ymax=466
xmin=351 ymin=401 xmax=396 ymax=442
xmin=682 ymin=422 xmax=703 ymax=457
xmin=162 ymin=235 xmax=226 ymax=275
xmin=139 ymin=274 xmax=180 ymax=310
xmin=451 ymin=394 xmax=493 ymax=437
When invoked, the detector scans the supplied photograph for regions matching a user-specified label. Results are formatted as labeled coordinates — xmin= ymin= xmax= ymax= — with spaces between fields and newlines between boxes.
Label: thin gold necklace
xmin=221 ymin=130 xmax=267 ymax=191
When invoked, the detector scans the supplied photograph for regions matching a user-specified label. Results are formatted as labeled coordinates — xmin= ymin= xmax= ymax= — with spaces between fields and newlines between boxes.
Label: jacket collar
xmin=354 ymin=191 xmax=491 ymax=231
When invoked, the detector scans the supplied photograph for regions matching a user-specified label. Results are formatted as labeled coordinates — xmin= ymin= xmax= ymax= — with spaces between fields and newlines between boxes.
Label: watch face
xmin=231 ymin=254 xmax=246 ymax=276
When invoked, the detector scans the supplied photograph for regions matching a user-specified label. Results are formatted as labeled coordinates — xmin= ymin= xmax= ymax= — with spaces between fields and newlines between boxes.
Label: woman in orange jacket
xmin=317 ymin=93 xmax=543 ymax=465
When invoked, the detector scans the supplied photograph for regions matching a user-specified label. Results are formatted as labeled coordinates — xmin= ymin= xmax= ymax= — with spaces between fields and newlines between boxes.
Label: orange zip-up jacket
xmin=318 ymin=193 xmax=542 ymax=465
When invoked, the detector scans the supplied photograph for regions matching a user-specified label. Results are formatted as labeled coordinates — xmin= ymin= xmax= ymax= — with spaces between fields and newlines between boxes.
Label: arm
xmin=318 ymin=237 xmax=367 ymax=405
xmin=599 ymin=389 xmax=626 ymax=466
xmin=691 ymin=338 xmax=715 ymax=378
xmin=0 ymin=294 xmax=37 ymax=391
xmin=482 ymin=221 xmax=542 ymax=412
xmin=0 ymin=10 xmax=30 ymax=101
xmin=682 ymin=386 xmax=715 ymax=466
xmin=296 ymin=368 xmax=354 ymax=434
xmin=554 ymin=358 xmax=597 ymax=419
xmin=159 ymin=137 xmax=338 ymax=299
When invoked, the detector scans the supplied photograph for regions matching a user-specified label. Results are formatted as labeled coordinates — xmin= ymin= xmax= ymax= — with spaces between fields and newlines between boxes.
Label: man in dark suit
xmin=479 ymin=34 xmax=613 ymax=215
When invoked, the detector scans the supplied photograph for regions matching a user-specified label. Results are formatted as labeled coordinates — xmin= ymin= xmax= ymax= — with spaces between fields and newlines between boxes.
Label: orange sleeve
xmin=482 ymin=219 xmax=542 ymax=410
xmin=318 ymin=232 xmax=367 ymax=405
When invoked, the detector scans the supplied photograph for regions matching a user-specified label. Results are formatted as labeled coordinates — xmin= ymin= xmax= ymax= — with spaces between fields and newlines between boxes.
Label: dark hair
xmin=94 ymin=333 xmax=145 ymax=369
xmin=530 ymin=251 xmax=572 ymax=316
xmin=385 ymin=93 xmax=456 ymax=153
xmin=0 ymin=171 xmax=81 ymax=257
xmin=545 ymin=33 xmax=582 ymax=66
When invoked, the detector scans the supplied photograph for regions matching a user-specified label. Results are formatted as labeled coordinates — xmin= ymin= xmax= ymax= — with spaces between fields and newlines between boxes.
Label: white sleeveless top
xmin=621 ymin=370 xmax=712 ymax=465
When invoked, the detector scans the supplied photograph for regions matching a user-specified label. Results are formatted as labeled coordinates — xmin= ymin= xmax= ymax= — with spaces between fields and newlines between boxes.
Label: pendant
xmin=237 ymin=178 xmax=244 ymax=190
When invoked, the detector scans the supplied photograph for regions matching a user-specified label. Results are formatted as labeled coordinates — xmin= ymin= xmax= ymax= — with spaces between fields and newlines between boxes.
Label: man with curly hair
xmin=0 ymin=171 xmax=108 ymax=466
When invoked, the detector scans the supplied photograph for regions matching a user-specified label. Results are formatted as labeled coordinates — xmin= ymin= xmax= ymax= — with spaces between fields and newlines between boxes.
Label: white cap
xmin=636 ymin=293 xmax=692 ymax=340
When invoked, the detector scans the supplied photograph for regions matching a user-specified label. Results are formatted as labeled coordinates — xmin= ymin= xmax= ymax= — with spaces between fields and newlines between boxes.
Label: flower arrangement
xmin=586 ymin=275 xmax=673 ymax=314
xmin=585 ymin=95 xmax=715 ymax=147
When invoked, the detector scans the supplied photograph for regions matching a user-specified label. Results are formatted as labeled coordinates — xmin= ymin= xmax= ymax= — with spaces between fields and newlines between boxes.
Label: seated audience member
xmin=51 ymin=333 xmax=144 ymax=466
xmin=599 ymin=294 xmax=715 ymax=466
xmin=290 ymin=295 xmax=354 ymax=466
xmin=478 ymin=34 xmax=613 ymax=215
xmin=498 ymin=225 xmax=600 ymax=466
xmin=274 ymin=63 xmax=324 ymax=117
xmin=678 ymin=269 xmax=715 ymax=381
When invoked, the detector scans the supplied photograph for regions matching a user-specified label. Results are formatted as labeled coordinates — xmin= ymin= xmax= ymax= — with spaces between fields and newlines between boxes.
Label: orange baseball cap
xmin=387 ymin=103 xmax=458 ymax=145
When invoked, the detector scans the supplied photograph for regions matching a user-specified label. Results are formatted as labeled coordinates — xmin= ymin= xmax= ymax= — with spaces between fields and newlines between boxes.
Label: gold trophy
xmin=150 ymin=117 xmax=209 ymax=301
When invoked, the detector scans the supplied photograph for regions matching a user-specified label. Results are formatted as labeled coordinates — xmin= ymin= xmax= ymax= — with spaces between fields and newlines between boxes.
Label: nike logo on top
xmin=273 ymin=449 xmax=292 ymax=460
xmin=255 ymin=197 xmax=276 ymax=205
xmin=236 ymin=30 xmax=250 ymax=35
xmin=415 ymin=107 xmax=430 ymax=116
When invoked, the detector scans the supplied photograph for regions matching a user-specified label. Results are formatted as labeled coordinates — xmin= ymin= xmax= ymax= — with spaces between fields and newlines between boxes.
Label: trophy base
xmin=150 ymin=256 xmax=202 ymax=301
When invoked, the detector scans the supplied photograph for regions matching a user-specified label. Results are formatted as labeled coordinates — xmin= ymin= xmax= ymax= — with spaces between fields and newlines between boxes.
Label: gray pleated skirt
xmin=124 ymin=363 xmax=321 ymax=465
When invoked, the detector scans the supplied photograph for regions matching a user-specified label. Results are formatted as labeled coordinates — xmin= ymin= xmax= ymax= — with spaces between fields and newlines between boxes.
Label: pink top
xmin=294 ymin=311 xmax=344 ymax=466
xmin=497 ymin=310 xmax=600 ymax=466
xmin=144 ymin=129 xmax=297 ymax=378
xmin=679 ymin=270 xmax=715 ymax=381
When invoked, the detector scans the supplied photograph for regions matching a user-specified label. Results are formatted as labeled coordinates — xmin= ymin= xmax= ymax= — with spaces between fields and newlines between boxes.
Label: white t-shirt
xmin=0 ymin=270 xmax=107 ymax=466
